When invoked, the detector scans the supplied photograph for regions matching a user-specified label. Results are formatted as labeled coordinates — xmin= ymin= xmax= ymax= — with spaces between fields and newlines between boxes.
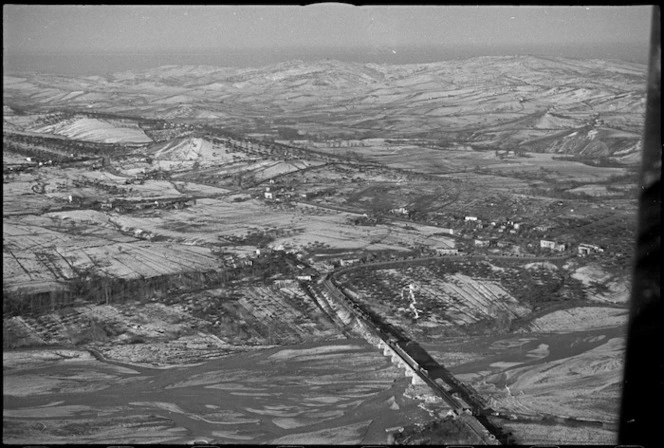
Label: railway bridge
xmin=376 ymin=338 xmax=426 ymax=385
xmin=313 ymin=275 xmax=506 ymax=444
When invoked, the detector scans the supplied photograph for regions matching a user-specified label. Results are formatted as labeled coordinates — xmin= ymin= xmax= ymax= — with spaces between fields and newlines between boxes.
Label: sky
xmin=2 ymin=4 xmax=655 ymax=74
xmin=4 ymin=4 xmax=653 ymax=53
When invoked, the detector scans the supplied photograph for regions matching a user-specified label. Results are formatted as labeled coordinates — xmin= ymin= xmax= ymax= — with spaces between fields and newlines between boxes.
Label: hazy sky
xmin=3 ymin=4 xmax=653 ymax=54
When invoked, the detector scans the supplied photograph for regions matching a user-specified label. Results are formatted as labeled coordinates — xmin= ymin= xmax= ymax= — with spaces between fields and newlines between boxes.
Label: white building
xmin=435 ymin=248 xmax=459 ymax=255
xmin=542 ymin=240 xmax=566 ymax=252
xmin=578 ymin=243 xmax=604 ymax=256
xmin=540 ymin=240 xmax=556 ymax=250
xmin=465 ymin=216 xmax=478 ymax=222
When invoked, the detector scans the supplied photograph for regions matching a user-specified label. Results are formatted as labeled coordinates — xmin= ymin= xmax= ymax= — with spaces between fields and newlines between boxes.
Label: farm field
xmin=3 ymin=214 xmax=220 ymax=296
xmin=336 ymin=258 xmax=592 ymax=338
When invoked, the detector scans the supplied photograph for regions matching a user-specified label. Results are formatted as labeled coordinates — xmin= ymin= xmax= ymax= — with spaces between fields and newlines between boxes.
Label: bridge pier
xmin=411 ymin=374 xmax=426 ymax=385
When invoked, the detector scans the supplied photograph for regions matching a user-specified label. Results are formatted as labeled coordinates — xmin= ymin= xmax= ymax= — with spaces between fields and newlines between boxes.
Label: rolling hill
xmin=3 ymin=56 xmax=647 ymax=158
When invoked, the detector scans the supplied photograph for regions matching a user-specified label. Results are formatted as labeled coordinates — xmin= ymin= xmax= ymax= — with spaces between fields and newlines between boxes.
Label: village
xmin=3 ymin=115 xmax=625 ymax=287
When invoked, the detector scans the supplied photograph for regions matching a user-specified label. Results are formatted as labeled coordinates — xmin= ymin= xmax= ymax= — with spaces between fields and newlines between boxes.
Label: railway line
xmin=312 ymin=274 xmax=508 ymax=444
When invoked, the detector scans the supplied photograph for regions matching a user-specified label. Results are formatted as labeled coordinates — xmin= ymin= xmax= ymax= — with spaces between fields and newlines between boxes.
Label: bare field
xmin=337 ymin=258 xmax=595 ymax=340
xmin=79 ymin=197 xmax=455 ymax=255
xmin=3 ymin=214 xmax=219 ymax=295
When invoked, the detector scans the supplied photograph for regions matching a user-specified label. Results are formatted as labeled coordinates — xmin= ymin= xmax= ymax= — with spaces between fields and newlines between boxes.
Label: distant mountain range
xmin=3 ymin=56 xmax=647 ymax=158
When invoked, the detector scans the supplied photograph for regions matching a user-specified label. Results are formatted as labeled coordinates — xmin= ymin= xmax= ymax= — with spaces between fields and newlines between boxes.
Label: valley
xmin=3 ymin=55 xmax=645 ymax=445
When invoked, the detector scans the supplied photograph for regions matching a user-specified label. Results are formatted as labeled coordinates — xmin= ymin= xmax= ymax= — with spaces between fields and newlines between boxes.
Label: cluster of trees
xmin=4 ymin=132 xmax=127 ymax=159
xmin=552 ymin=155 xmax=626 ymax=168
xmin=3 ymin=250 xmax=306 ymax=317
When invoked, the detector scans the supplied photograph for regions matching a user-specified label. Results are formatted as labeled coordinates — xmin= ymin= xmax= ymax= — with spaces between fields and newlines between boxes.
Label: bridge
xmin=305 ymin=274 xmax=506 ymax=444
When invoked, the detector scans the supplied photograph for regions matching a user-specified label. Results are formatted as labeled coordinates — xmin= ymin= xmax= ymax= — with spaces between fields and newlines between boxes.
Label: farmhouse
xmin=541 ymin=240 xmax=566 ymax=252
xmin=540 ymin=240 xmax=555 ymax=250
xmin=391 ymin=207 xmax=409 ymax=215
xmin=264 ymin=191 xmax=273 ymax=199
xmin=464 ymin=216 xmax=478 ymax=222
xmin=435 ymin=248 xmax=459 ymax=255
xmin=339 ymin=258 xmax=361 ymax=267
xmin=578 ymin=243 xmax=604 ymax=256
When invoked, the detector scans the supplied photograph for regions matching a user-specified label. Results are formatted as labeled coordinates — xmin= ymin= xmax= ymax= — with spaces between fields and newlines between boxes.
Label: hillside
xmin=4 ymin=56 xmax=647 ymax=157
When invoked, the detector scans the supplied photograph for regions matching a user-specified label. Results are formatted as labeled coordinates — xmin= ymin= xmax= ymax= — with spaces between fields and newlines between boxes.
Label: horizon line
xmin=4 ymin=41 xmax=649 ymax=56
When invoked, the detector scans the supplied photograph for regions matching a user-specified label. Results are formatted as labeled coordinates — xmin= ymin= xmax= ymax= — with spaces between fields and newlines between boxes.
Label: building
xmin=578 ymin=243 xmax=604 ymax=256
xmin=465 ymin=216 xmax=478 ymax=222
xmin=264 ymin=191 xmax=273 ymax=199
xmin=540 ymin=240 xmax=556 ymax=250
xmin=435 ymin=248 xmax=459 ymax=255
xmin=542 ymin=240 xmax=566 ymax=252
xmin=474 ymin=239 xmax=489 ymax=247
